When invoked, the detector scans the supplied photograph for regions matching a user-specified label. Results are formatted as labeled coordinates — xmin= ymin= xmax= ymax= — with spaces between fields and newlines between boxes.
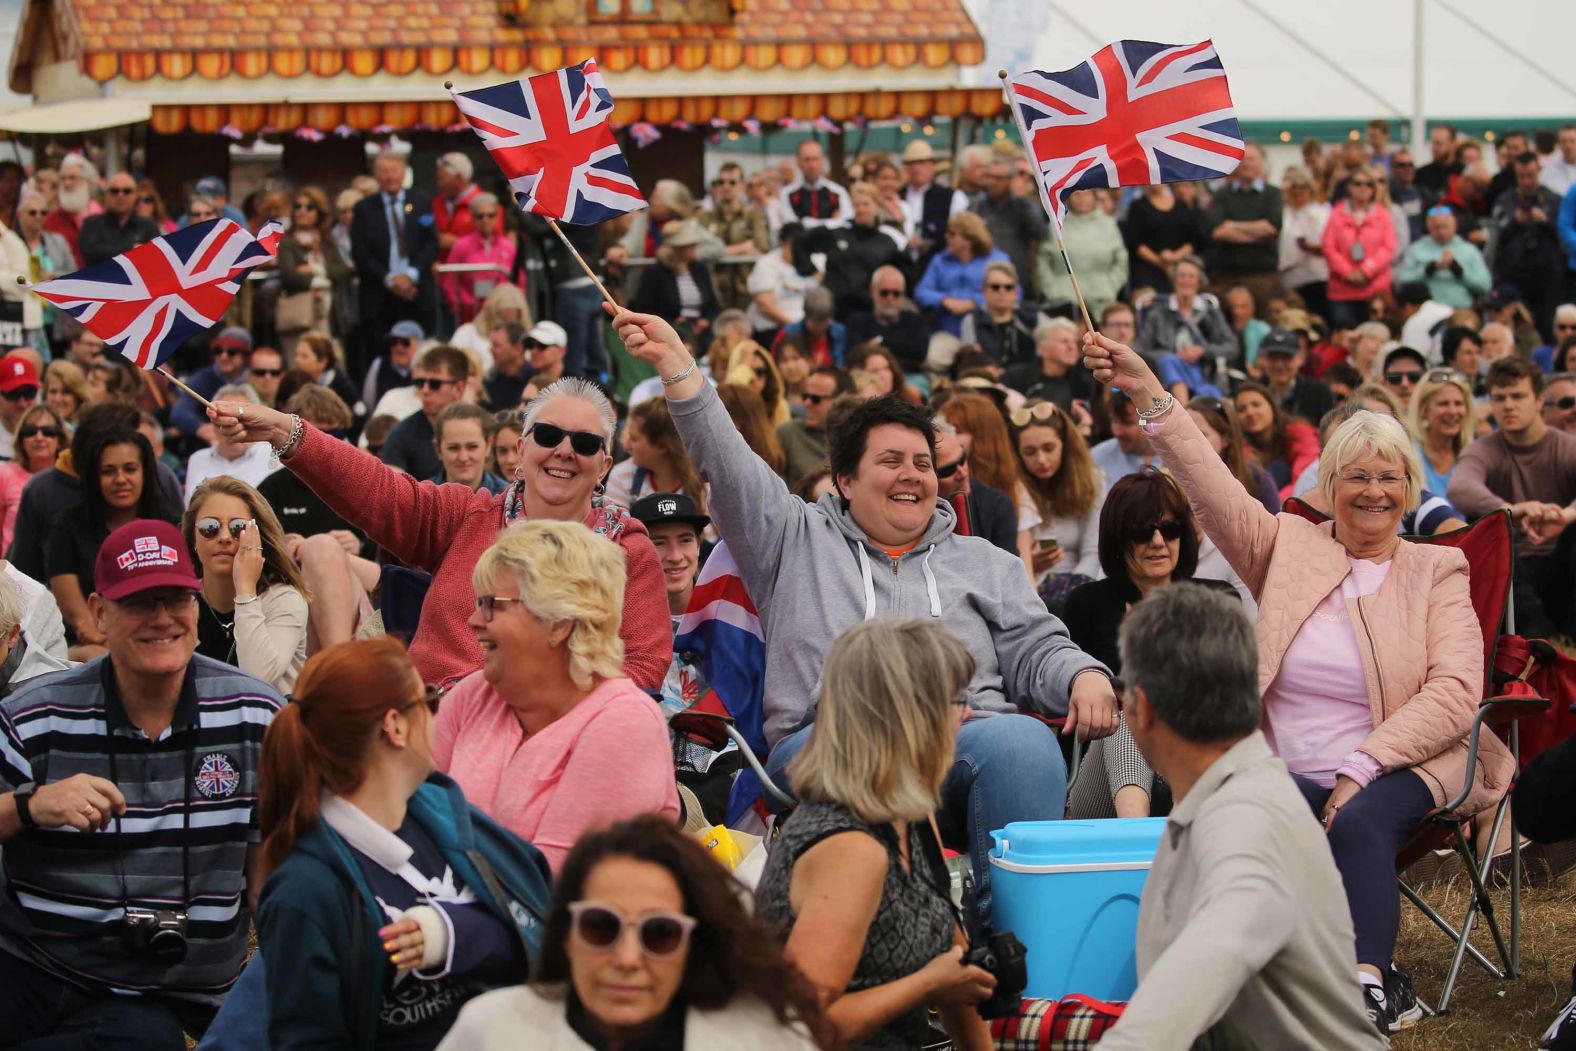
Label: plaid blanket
xmin=990 ymin=996 xmax=1126 ymax=1050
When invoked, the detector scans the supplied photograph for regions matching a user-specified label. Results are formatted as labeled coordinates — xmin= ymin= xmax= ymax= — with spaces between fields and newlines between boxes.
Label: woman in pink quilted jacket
xmin=1322 ymin=165 xmax=1398 ymax=330
xmin=1082 ymin=329 xmax=1513 ymax=1037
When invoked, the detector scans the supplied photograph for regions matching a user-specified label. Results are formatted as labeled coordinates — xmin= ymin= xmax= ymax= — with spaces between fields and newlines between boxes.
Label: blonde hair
xmin=44 ymin=360 xmax=91 ymax=415
xmin=1407 ymin=372 xmax=1476 ymax=457
xmin=472 ymin=520 xmax=626 ymax=689
xmin=0 ymin=572 xmax=20 ymax=638
xmin=790 ymin=619 xmax=974 ymax=824
xmin=1317 ymin=410 xmax=1423 ymax=511
xmin=946 ymin=211 xmax=993 ymax=256
xmin=476 ymin=283 xmax=531 ymax=339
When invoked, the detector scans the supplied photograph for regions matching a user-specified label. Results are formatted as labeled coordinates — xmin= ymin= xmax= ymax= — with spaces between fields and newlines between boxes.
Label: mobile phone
xmin=1037 ymin=537 xmax=1060 ymax=552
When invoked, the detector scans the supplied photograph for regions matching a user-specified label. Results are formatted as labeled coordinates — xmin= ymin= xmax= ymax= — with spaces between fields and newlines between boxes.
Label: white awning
xmin=0 ymin=97 xmax=150 ymax=134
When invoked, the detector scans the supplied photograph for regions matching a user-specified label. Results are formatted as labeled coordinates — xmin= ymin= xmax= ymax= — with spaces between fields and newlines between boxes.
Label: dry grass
xmin=1391 ymin=862 xmax=1575 ymax=1050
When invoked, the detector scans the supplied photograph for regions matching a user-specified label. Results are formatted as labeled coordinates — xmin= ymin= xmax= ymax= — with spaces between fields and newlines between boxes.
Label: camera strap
xmin=107 ymin=729 xmax=194 ymax=919
xmin=919 ymin=814 xmax=971 ymax=937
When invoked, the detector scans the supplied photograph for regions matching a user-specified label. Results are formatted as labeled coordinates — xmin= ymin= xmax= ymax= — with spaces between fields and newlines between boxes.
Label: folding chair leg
xmin=1068 ymin=736 xmax=1083 ymax=786
xmin=1433 ymin=802 xmax=1516 ymax=1014
xmin=1510 ymin=722 xmax=1522 ymax=974
xmin=1398 ymin=879 xmax=1505 ymax=980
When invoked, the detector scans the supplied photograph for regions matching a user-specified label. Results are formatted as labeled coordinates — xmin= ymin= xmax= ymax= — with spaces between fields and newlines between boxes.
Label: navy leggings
xmin=1293 ymin=769 xmax=1434 ymax=970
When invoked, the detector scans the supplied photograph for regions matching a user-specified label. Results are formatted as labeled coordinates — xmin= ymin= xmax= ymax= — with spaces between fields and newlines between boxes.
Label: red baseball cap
xmin=95 ymin=520 xmax=201 ymax=601
xmin=0 ymin=355 xmax=38 ymax=394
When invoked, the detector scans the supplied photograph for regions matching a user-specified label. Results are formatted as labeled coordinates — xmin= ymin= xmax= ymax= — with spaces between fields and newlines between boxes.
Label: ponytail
xmin=256 ymin=636 xmax=422 ymax=881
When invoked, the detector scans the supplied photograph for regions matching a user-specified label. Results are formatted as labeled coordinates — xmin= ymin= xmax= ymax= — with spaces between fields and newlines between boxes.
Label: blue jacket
xmin=173 ymin=362 xmax=248 ymax=438
xmin=913 ymin=248 xmax=1011 ymax=336
xmin=778 ymin=318 xmax=847 ymax=367
xmin=256 ymin=774 xmax=553 ymax=1051
xmin=1558 ymin=184 xmax=1576 ymax=271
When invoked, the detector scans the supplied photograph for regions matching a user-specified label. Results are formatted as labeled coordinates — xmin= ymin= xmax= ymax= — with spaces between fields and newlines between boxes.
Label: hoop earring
xmin=513 ymin=464 xmax=524 ymax=481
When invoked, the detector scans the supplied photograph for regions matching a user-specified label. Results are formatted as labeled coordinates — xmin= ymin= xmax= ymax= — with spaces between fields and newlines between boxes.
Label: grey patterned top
xmin=757 ymin=801 xmax=955 ymax=1049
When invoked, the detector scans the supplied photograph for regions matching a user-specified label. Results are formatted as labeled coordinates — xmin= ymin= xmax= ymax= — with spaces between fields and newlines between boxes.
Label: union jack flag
xmin=29 ymin=219 xmax=284 ymax=369
xmin=450 ymin=59 xmax=646 ymax=225
xmin=1006 ymin=39 xmax=1244 ymax=221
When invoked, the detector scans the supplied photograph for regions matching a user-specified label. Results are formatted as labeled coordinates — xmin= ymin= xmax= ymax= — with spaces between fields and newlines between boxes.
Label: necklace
xmin=200 ymin=596 xmax=237 ymax=665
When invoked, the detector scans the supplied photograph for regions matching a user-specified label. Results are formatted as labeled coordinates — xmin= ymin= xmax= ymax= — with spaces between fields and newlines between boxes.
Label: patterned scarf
xmin=502 ymin=480 xmax=629 ymax=541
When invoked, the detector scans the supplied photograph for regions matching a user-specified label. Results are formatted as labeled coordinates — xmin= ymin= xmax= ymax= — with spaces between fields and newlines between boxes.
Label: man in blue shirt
xmin=1090 ymin=391 xmax=1157 ymax=493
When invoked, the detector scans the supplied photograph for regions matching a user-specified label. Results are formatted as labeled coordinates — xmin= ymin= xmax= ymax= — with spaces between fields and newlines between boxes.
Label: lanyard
xmin=106 ymin=723 xmax=193 ymax=916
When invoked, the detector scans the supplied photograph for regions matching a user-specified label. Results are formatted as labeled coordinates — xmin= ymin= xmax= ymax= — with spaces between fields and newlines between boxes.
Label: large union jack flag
xmin=450 ymin=59 xmax=646 ymax=225
xmin=29 ymin=219 xmax=283 ymax=369
xmin=1006 ymin=39 xmax=1244 ymax=221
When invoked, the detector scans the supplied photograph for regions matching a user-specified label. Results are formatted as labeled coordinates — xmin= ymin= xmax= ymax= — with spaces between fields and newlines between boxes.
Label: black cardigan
xmin=630 ymin=260 xmax=719 ymax=323
xmin=1064 ymin=576 xmax=1239 ymax=674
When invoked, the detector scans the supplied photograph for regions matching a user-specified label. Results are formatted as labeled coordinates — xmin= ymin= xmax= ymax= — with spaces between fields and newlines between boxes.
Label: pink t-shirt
xmin=1263 ymin=558 xmax=1392 ymax=788
xmin=432 ymin=673 xmax=680 ymax=870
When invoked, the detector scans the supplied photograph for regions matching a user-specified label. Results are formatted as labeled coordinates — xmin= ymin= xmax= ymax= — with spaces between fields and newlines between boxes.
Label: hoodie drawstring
xmin=854 ymin=543 xmax=942 ymax=620
xmin=921 ymin=545 xmax=942 ymax=619
xmin=856 ymin=544 xmax=877 ymax=621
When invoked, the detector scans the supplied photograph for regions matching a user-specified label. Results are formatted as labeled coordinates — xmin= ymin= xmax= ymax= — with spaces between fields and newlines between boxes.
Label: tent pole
xmin=1412 ymin=0 xmax=1426 ymax=156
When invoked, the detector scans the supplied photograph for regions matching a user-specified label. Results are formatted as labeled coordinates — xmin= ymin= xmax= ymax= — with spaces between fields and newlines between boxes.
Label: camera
xmin=957 ymin=873 xmax=1028 ymax=1019
xmin=120 ymin=908 xmax=188 ymax=964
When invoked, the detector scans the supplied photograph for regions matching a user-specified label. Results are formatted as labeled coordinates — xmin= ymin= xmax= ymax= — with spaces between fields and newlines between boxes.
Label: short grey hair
xmin=869 ymin=264 xmax=905 ymax=292
xmin=468 ymin=191 xmax=498 ymax=215
xmin=959 ymin=144 xmax=994 ymax=168
xmin=1317 ymin=410 xmax=1423 ymax=511
xmin=373 ymin=149 xmax=407 ymax=170
xmin=929 ymin=414 xmax=957 ymax=438
xmin=216 ymin=384 xmax=259 ymax=404
xmin=1035 ymin=316 xmax=1079 ymax=343
xmin=804 ymin=286 xmax=834 ymax=320
xmin=438 ymin=151 xmax=474 ymax=182
xmin=1556 ymin=303 xmax=1576 ymax=325
xmin=1352 ymin=321 xmax=1390 ymax=345
xmin=0 ymin=573 xmax=21 ymax=639
xmin=1119 ymin=583 xmax=1260 ymax=744
xmin=521 ymin=377 xmax=616 ymax=443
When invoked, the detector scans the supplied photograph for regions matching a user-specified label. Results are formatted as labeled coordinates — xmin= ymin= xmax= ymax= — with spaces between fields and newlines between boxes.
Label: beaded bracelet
xmin=661 ymin=360 xmax=698 ymax=386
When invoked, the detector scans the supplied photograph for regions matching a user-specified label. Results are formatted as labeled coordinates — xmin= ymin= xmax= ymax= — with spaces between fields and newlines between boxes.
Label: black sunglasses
xmin=251 ymin=367 xmax=283 ymax=378
xmin=18 ymin=425 xmax=62 ymax=439
xmin=935 ymin=457 xmax=964 ymax=480
xmin=214 ymin=345 xmax=245 ymax=357
xmin=986 ymin=282 xmax=1017 ymax=292
xmin=801 ymin=392 xmax=829 ymax=406
xmin=1126 ymin=519 xmax=1185 ymax=545
xmin=413 ymin=377 xmax=455 ymax=391
xmin=2 ymin=387 xmax=38 ymax=402
xmin=875 ymin=289 xmax=904 ymax=298
xmin=1384 ymin=370 xmax=1422 ymax=385
xmin=528 ymin=422 xmax=606 ymax=457
xmin=196 ymin=516 xmax=255 ymax=540
xmin=105 ymin=186 xmax=136 ymax=195
xmin=1550 ymin=395 xmax=1576 ymax=411
xmin=293 ymin=201 xmax=318 ymax=211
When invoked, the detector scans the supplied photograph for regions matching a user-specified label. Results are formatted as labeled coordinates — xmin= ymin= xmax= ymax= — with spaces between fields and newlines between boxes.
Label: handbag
xmin=275 ymin=289 xmax=317 ymax=333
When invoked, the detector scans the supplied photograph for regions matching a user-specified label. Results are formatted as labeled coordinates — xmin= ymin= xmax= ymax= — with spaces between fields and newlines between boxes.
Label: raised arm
xmin=1082 ymin=331 xmax=1280 ymax=596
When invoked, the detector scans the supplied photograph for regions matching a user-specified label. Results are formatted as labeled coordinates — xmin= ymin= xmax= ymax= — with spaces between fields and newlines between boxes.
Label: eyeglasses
xmin=1338 ymin=471 xmax=1407 ymax=490
xmin=1555 ymin=323 xmax=1576 ymax=332
xmin=390 ymin=338 xmax=413 ymax=347
xmin=105 ymin=186 xmax=136 ymax=196
xmin=1008 ymin=402 xmax=1060 ymax=428
xmin=18 ymin=425 xmax=63 ymax=440
xmin=214 ymin=345 xmax=245 ymax=358
xmin=1348 ymin=180 xmax=1375 ymax=188
xmin=293 ymin=201 xmax=317 ymax=211
xmin=1126 ymin=519 xmax=1185 ymax=545
xmin=875 ymin=289 xmax=904 ymax=299
xmin=21 ymin=209 xmax=44 ymax=216
xmin=189 ymin=211 xmax=215 ymax=221
xmin=986 ymin=282 xmax=1017 ymax=292
xmin=196 ymin=516 xmax=255 ymax=540
xmin=528 ymin=422 xmax=607 ymax=457
xmin=113 ymin=592 xmax=198 ymax=616
xmin=801 ymin=392 xmax=829 ymax=406
xmin=935 ymin=457 xmax=964 ymax=479
xmin=567 ymin=902 xmax=697 ymax=958
xmin=474 ymin=594 xmax=524 ymax=623
xmin=1546 ymin=395 xmax=1576 ymax=411
xmin=413 ymin=377 xmax=456 ymax=392
xmin=403 ymin=685 xmax=441 ymax=714
xmin=2 ymin=387 xmax=38 ymax=402
xmin=1384 ymin=370 xmax=1422 ymax=385
xmin=251 ymin=367 xmax=282 ymax=378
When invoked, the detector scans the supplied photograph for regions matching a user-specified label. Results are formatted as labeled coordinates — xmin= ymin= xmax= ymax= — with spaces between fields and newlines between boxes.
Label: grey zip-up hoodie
xmin=669 ymin=383 xmax=1108 ymax=746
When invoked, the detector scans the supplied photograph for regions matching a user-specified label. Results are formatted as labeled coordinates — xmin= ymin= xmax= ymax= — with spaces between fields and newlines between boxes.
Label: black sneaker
xmin=1363 ymin=981 xmax=1389 ymax=1037
xmin=1385 ymin=965 xmax=1425 ymax=1031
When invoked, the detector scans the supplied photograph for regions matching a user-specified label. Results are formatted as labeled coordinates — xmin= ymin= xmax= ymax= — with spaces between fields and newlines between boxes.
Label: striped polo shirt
xmin=0 ymin=655 xmax=282 ymax=1001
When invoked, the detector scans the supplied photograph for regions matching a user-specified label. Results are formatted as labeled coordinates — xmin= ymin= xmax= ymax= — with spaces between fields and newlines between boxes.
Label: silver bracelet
xmin=661 ymin=360 xmax=698 ymax=387
xmin=275 ymin=414 xmax=305 ymax=460
xmin=233 ymin=594 xmax=258 ymax=605
xmin=1136 ymin=392 xmax=1176 ymax=421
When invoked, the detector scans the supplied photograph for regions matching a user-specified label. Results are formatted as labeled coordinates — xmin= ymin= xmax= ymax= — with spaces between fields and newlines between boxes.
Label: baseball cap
xmin=212 ymin=326 xmax=252 ymax=353
xmin=1257 ymin=328 xmax=1302 ymax=357
xmin=525 ymin=320 xmax=568 ymax=348
xmin=1383 ymin=345 xmax=1427 ymax=373
xmin=630 ymin=492 xmax=710 ymax=532
xmin=388 ymin=320 xmax=425 ymax=343
xmin=194 ymin=176 xmax=227 ymax=198
xmin=1485 ymin=283 xmax=1522 ymax=310
xmin=95 ymin=520 xmax=201 ymax=601
xmin=0 ymin=355 xmax=39 ymax=393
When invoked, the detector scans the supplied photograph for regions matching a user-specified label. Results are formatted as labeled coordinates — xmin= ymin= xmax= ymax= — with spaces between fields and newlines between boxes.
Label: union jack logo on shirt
xmin=450 ymin=59 xmax=646 ymax=225
xmin=1006 ymin=39 xmax=1244 ymax=221
xmin=193 ymin=752 xmax=240 ymax=800
xmin=29 ymin=219 xmax=284 ymax=369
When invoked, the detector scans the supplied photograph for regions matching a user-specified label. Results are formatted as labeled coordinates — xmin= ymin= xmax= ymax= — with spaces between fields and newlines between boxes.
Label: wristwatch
xmin=12 ymin=785 xmax=36 ymax=828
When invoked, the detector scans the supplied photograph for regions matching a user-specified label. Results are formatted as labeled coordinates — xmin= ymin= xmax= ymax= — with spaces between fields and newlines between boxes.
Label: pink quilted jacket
xmin=1148 ymin=406 xmax=1514 ymax=816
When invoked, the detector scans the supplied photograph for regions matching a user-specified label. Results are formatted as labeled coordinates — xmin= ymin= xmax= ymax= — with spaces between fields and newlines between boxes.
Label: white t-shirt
xmin=183 ymin=442 xmax=277 ymax=505
xmin=745 ymin=252 xmax=815 ymax=332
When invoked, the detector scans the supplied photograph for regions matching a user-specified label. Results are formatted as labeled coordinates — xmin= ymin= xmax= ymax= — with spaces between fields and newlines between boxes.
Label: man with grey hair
xmin=1545 ymin=373 xmax=1576 ymax=434
xmin=78 ymin=170 xmax=161 ymax=267
xmin=350 ymin=150 xmax=437 ymax=373
xmin=1533 ymin=304 xmax=1575 ymax=372
xmin=1099 ymin=583 xmax=1385 ymax=1051
xmin=434 ymin=151 xmax=481 ymax=335
xmin=182 ymin=385 xmax=274 ymax=501
xmin=0 ymin=573 xmax=69 ymax=696
xmin=844 ymin=265 xmax=930 ymax=375
xmin=43 ymin=155 xmax=102 ymax=266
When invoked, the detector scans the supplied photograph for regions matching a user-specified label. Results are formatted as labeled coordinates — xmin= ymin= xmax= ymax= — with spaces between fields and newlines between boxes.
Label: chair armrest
xmin=669 ymin=710 xmax=736 ymax=752
xmin=1439 ymin=695 xmax=1551 ymax=814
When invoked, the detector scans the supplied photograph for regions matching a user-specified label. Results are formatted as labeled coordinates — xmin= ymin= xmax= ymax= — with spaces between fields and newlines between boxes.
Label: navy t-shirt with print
xmin=348 ymin=817 xmax=523 ymax=1050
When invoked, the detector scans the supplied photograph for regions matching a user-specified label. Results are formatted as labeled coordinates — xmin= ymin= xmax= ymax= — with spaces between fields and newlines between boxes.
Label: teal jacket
xmin=1394 ymin=235 xmax=1491 ymax=309
xmin=256 ymin=774 xmax=553 ymax=1050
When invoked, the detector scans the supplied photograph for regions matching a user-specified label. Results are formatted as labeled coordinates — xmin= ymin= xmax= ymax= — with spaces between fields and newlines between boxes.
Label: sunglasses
xmin=875 ymin=289 xmax=904 ymax=299
xmin=251 ymin=367 xmax=283 ymax=378
xmin=986 ymin=283 xmax=1017 ymax=292
xmin=1126 ymin=519 xmax=1185 ymax=545
xmin=801 ymin=392 xmax=829 ymax=406
xmin=473 ymin=211 xmax=498 ymax=219
xmin=1549 ymin=395 xmax=1576 ymax=411
xmin=568 ymin=902 xmax=697 ymax=958
xmin=474 ymin=594 xmax=523 ymax=623
xmin=1384 ymin=370 xmax=1422 ymax=385
xmin=752 ymin=366 xmax=769 ymax=379
xmin=18 ymin=425 xmax=63 ymax=440
xmin=1424 ymin=368 xmax=1468 ymax=384
xmin=293 ymin=201 xmax=318 ymax=211
xmin=189 ymin=212 xmax=215 ymax=221
xmin=106 ymin=186 xmax=136 ymax=196
xmin=196 ymin=516 xmax=255 ymax=540
xmin=2 ymin=387 xmax=38 ymax=402
xmin=21 ymin=209 xmax=45 ymax=216
xmin=1348 ymin=180 xmax=1375 ymax=188
xmin=137 ymin=197 xmax=155 ymax=205
xmin=528 ymin=422 xmax=606 ymax=457
xmin=413 ymin=377 xmax=455 ymax=391
xmin=1008 ymin=402 xmax=1060 ymax=428
xmin=214 ymin=345 xmax=245 ymax=357
xmin=935 ymin=457 xmax=964 ymax=479
xmin=115 ymin=592 xmax=198 ymax=617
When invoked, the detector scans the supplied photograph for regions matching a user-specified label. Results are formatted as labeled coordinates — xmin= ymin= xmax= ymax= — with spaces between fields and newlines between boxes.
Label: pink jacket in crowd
xmin=1322 ymin=201 xmax=1397 ymax=304
xmin=1147 ymin=406 xmax=1514 ymax=817
xmin=284 ymin=425 xmax=672 ymax=691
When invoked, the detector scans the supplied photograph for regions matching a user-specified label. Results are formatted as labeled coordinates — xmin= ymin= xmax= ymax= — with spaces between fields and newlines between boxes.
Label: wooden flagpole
xmin=998 ymin=69 xmax=1096 ymax=334
xmin=545 ymin=216 xmax=618 ymax=308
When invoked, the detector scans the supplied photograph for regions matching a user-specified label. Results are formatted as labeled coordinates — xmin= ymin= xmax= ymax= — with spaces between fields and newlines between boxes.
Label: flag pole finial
xmin=443 ymin=80 xmax=454 ymax=90
xmin=997 ymin=69 xmax=1008 ymax=80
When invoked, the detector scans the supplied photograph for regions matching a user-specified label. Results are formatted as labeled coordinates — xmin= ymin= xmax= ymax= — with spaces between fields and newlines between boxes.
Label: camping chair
xmin=668 ymin=710 xmax=798 ymax=813
xmin=1282 ymin=500 xmax=1551 ymax=1012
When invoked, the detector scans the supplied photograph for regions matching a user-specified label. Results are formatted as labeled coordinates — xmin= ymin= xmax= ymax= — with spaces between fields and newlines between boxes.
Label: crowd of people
xmin=0 ymin=122 xmax=1572 ymax=1050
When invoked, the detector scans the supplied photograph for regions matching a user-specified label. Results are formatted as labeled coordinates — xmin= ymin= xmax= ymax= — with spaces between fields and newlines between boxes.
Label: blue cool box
xmin=989 ymin=817 xmax=1167 ymax=1002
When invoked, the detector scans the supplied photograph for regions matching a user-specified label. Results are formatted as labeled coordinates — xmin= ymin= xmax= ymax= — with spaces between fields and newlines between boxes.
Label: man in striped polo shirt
xmin=0 ymin=519 xmax=283 ymax=1047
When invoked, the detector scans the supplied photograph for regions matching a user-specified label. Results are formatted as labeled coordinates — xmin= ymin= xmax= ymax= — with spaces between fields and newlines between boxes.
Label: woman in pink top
xmin=1322 ymin=165 xmax=1398 ymax=330
xmin=433 ymin=518 xmax=679 ymax=871
xmin=1084 ymin=330 xmax=1510 ymax=1036
xmin=0 ymin=404 xmax=66 ymax=552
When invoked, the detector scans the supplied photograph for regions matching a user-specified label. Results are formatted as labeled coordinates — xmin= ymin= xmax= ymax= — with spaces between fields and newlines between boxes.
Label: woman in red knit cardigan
xmin=207 ymin=378 xmax=671 ymax=692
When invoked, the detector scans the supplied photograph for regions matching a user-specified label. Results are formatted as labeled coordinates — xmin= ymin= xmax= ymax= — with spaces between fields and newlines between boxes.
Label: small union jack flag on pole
xmin=449 ymin=59 xmax=646 ymax=225
xmin=1004 ymin=39 xmax=1244 ymax=223
xmin=29 ymin=218 xmax=284 ymax=370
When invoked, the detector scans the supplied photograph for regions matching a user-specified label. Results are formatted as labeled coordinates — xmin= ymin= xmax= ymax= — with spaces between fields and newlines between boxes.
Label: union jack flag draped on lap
xmin=449 ymin=59 xmax=646 ymax=224
xmin=1006 ymin=39 xmax=1244 ymax=222
xmin=29 ymin=219 xmax=284 ymax=369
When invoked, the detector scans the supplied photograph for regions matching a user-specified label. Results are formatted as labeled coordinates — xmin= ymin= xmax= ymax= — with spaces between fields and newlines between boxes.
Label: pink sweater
xmin=432 ymin=673 xmax=680 ymax=870
xmin=285 ymin=425 xmax=671 ymax=690
xmin=0 ymin=461 xmax=32 ymax=554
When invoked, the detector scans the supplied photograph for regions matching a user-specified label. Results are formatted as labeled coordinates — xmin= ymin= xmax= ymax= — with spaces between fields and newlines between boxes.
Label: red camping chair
xmin=1282 ymin=499 xmax=1551 ymax=1012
